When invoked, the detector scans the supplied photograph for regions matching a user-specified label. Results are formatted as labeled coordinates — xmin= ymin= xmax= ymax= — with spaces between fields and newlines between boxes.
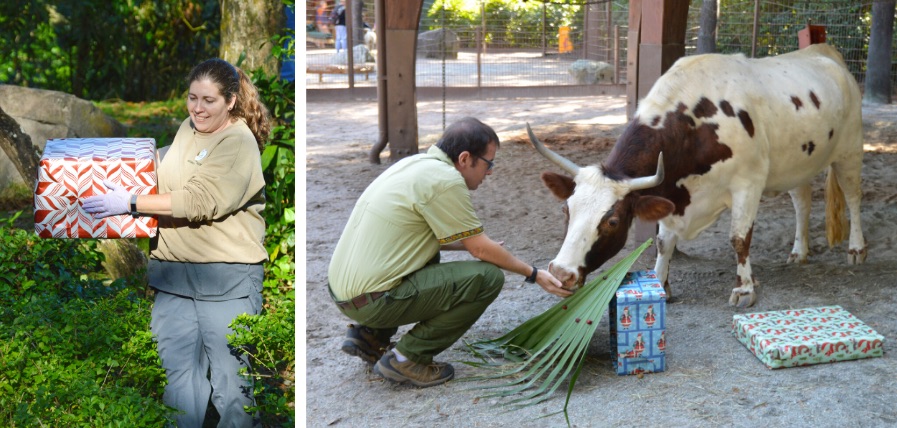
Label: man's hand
xmin=82 ymin=179 xmax=132 ymax=219
xmin=535 ymin=268 xmax=573 ymax=298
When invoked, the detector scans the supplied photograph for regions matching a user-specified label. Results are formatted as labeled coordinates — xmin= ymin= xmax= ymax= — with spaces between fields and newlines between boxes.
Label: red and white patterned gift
xmin=34 ymin=138 xmax=158 ymax=238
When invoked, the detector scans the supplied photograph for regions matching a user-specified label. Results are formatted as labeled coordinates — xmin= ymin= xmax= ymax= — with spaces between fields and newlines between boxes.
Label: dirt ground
xmin=304 ymin=94 xmax=897 ymax=427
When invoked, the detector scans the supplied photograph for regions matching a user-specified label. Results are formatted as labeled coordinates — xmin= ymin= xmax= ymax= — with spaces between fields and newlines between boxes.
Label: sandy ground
xmin=304 ymin=94 xmax=897 ymax=427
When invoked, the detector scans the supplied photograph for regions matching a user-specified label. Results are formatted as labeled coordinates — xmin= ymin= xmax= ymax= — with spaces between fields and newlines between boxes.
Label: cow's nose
xmin=548 ymin=261 xmax=578 ymax=289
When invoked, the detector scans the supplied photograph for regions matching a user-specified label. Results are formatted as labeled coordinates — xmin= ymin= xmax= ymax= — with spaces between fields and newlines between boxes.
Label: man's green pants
xmin=336 ymin=260 xmax=504 ymax=365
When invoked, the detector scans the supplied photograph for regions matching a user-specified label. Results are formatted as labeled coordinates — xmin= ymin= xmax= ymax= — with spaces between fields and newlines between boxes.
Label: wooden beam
xmin=371 ymin=0 xmax=423 ymax=163
xmin=629 ymin=0 xmax=690 ymax=258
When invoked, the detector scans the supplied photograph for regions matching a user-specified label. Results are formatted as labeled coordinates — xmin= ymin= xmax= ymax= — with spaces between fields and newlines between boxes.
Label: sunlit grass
xmin=95 ymin=98 xmax=184 ymax=147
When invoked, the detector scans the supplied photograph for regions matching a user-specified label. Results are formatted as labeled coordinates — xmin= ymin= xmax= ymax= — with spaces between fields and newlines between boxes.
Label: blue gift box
xmin=609 ymin=270 xmax=667 ymax=375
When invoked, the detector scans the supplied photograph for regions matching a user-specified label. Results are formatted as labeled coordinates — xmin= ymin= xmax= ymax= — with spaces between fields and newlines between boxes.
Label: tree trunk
xmin=696 ymin=0 xmax=717 ymax=54
xmin=220 ymin=0 xmax=284 ymax=76
xmin=352 ymin=0 xmax=365 ymax=49
xmin=0 ymin=106 xmax=39 ymax=188
xmin=864 ymin=0 xmax=895 ymax=105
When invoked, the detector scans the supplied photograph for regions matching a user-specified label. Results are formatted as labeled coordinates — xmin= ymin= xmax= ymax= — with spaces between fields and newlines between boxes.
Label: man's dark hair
xmin=436 ymin=117 xmax=500 ymax=163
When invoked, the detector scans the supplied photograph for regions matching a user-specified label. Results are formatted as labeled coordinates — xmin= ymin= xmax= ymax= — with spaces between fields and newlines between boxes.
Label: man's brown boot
xmin=341 ymin=324 xmax=393 ymax=365
xmin=373 ymin=351 xmax=454 ymax=387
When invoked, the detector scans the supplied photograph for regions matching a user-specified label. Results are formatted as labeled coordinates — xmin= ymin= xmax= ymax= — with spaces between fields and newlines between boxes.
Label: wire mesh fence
xmin=304 ymin=0 xmax=895 ymax=93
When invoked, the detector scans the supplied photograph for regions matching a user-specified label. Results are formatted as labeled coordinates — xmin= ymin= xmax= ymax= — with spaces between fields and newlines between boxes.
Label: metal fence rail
xmin=305 ymin=1 xmax=895 ymax=92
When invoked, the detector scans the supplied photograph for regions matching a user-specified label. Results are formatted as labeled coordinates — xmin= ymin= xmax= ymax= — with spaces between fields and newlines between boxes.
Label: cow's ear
xmin=541 ymin=171 xmax=575 ymax=200
xmin=634 ymin=195 xmax=675 ymax=221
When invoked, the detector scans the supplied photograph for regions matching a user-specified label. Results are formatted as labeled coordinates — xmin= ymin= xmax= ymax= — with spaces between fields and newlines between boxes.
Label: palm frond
xmin=460 ymin=239 xmax=653 ymax=426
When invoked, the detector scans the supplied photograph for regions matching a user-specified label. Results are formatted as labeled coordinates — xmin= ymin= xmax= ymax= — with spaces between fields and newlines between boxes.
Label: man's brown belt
xmin=335 ymin=291 xmax=385 ymax=310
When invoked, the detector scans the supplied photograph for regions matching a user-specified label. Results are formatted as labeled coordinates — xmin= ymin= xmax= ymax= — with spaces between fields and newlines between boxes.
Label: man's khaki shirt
xmin=328 ymin=145 xmax=483 ymax=301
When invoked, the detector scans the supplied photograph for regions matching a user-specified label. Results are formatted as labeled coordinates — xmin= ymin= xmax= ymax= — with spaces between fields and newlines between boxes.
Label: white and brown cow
xmin=527 ymin=43 xmax=866 ymax=307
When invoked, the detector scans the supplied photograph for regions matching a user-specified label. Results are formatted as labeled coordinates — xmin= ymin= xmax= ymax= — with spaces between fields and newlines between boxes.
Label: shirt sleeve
xmin=418 ymin=181 xmax=483 ymax=245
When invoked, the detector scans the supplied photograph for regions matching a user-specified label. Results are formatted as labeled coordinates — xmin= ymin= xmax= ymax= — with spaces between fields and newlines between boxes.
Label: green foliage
xmin=95 ymin=98 xmax=184 ymax=147
xmin=0 ymin=0 xmax=221 ymax=101
xmin=463 ymin=240 xmax=653 ymax=427
xmin=0 ymin=182 xmax=32 ymax=212
xmin=0 ymin=228 xmax=173 ymax=426
xmin=228 ymin=297 xmax=296 ymax=427
xmin=712 ymin=0 xmax=872 ymax=75
xmin=0 ymin=227 xmax=104 ymax=298
xmin=424 ymin=0 xmax=581 ymax=48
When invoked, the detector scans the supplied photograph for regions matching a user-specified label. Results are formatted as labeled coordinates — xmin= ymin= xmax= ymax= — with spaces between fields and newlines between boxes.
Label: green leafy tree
xmin=0 ymin=0 xmax=221 ymax=101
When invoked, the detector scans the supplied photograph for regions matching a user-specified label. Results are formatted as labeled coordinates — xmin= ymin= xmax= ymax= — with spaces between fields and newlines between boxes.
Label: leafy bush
xmin=229 ymin=297 xmax=296 ymax=427
xmin=0 ymin=0 xmax=221 ymax=101
xmin=0 ymin=227 xmax=173 ymax=426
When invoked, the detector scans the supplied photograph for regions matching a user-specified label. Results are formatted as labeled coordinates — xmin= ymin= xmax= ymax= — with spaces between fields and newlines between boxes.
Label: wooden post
xmin=625 ymin=0 xmax=642 ymax=120
xmin=371 ymin=0 xmax=423 ymax=163
xmin=627 ymin=0 xmax=689 ymax=257
xmin=371 ymin=0 xmax=387 ymax=163
xmin=346 ymin=0 xmax=355 ymax=89
xmin=541 ymin=3 xmax=547 ymax=56
xmin=751 ymin=0 xmax=760 ymax=57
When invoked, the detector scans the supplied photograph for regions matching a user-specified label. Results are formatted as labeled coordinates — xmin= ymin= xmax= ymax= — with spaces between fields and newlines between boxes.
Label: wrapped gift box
xmin=609 ymin=270 xmax=667 ymax=375
xmin=34 ymin=138 xmax=158 ymax=238
xmin=732 ymin=305 xmax=884 ymax=369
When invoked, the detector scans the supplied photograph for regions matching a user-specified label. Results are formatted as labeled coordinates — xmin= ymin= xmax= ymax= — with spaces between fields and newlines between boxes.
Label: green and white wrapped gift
xmin=732 ymin=305 xmax=884 ymax=369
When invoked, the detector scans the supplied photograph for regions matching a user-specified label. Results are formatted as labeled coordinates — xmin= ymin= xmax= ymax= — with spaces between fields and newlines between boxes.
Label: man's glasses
xmin=476 ymin=155 xmax=495 ymax=171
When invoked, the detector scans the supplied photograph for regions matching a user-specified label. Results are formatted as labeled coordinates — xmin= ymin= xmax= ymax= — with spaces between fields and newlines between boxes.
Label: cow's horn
xmin=628 ymin=152 xmax=665 ymax=191
xmin=526 ymin=122 xmax=580 ymax=176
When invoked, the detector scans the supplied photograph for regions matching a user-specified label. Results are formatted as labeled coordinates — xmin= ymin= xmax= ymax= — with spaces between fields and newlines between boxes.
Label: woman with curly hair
xmin=84 ymin=58 xmax=271 ymax=427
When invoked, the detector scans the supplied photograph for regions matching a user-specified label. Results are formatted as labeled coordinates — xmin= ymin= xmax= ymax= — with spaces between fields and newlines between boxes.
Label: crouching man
xmin=327 ymin=117 xmax=571 ymax=387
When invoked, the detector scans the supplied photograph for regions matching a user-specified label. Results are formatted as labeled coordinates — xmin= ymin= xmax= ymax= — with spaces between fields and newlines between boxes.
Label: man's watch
xmin=130 ymin=194 xmax=139 ymax=218
xmin=525 ymin=265 xmax=538 ymax=283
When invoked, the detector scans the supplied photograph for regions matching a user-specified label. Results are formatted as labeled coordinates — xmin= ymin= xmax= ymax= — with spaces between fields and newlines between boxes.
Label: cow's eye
xmin=607 ymin=217 xmax=619 ymax=228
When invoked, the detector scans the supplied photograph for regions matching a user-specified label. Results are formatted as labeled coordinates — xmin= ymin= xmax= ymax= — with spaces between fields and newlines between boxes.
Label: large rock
xmin=568 ymin=59 xmax=614 ymax=85
xmin=330 ymin=44 xmax=376 ymax=65
xmin=417 ymin=28 xmax=460 ymax=60
xmin=0 ymin=85 xmax=126 ymax=190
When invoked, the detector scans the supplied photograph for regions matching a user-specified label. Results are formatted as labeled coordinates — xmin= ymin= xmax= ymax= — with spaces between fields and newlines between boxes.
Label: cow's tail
xmin=825 ymin=166 xmax=848 ymax=247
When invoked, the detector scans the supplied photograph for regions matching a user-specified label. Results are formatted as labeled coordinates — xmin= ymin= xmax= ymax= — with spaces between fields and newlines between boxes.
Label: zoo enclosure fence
xmin=305 ymin=0 xmax=896 ymax=95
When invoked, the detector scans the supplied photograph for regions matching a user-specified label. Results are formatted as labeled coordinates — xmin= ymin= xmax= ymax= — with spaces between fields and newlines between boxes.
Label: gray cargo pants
xmin=151 ymin=290 xmax=262 ymax=427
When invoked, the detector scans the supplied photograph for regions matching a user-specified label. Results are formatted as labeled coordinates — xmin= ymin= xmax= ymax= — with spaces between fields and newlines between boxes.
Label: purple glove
xmin=82 ymin=179 xmax=132 ymax=219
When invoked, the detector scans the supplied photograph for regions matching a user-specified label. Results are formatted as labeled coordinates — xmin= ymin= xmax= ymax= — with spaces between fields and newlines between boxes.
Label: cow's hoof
xmin=663 ymin=282 xmax=674 ymax=303
xmin=728 ymin=287 xmax=757 ymax=307
xmin=848 ymin=247 xmax=867 ymax=265
xmin=786 ymin=252 xmax=808 ymax=264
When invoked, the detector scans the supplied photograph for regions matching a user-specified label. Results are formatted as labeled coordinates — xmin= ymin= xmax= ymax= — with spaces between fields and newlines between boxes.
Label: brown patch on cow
xmin=791 ymin=96 xmax=803 ymax=110
xmin=541 ymin=171 xmax=576 ymax=200
xmin=809 ymin=91 xmax=821 ymax=109
xmin=719 ymin=100 xmax=735 ymax=117
xmin=693 ymin=97 xmax=718 ymax=119
xmin=581 ymin=199 xmax=636 ymax=277
xmin=731 ymin=226 xmax=754 ymax=265
xmin=829 ymin=129 xmax=834 ymax=140
xmin=737 ymin=110 xmax=755 ymax=137
xmin=802 ymin=141 xmax=816 ymax=155
xmin=603 ymin=102 xmax=733 ymax=216
xmin=650 ymin=116 xmax=661 ymax=126
xmin=635 ymin=195 xmax=675 ymax=221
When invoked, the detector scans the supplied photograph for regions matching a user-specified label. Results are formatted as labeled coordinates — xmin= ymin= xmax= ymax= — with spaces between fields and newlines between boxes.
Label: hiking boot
xmin=340 ymin=324 xmax=394 ymax=365
xmin=373 ymin=351 xmax=454 ymax=388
